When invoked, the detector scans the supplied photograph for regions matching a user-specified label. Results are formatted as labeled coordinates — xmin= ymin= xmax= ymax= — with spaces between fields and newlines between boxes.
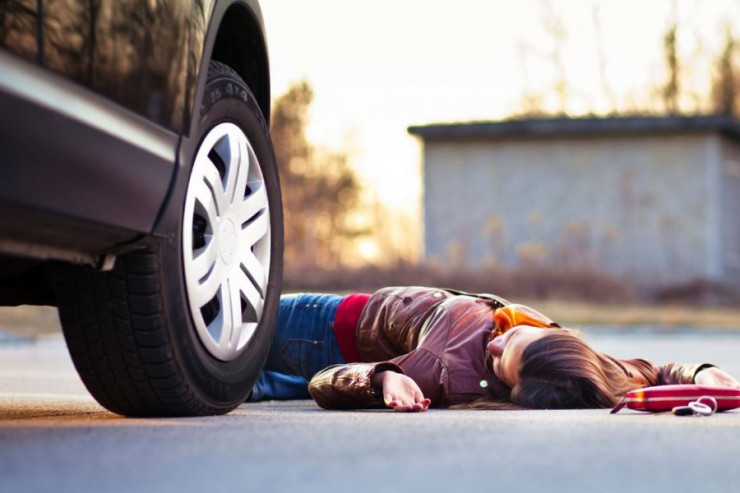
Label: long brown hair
xmin=454 ymin=330 xmax=640 ymax=410
xmin=511 ymin=331 xmax=639 ymax=408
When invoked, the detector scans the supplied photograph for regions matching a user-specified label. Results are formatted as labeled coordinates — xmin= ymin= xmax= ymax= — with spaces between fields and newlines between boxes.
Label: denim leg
xmin=249 ymin=293 xmax=347 ymax=401
xmin=248 ymin=371 xmax=311 ymax=401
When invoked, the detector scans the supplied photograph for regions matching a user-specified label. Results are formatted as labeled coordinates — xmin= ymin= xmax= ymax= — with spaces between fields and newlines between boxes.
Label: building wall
xmin=721 ymin=137 xmax=740 ymax=288
xmin=423 ymin=133 xmax=721 ymax=287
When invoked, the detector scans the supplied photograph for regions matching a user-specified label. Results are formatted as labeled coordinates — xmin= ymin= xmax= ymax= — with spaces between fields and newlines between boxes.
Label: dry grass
xmin=0 ymin=306 xmax=62 ymax=338
xmin=283 ymin=262 xmax=637 ymax=303
xmin=517 ymin=299 xmax=740 ymax=329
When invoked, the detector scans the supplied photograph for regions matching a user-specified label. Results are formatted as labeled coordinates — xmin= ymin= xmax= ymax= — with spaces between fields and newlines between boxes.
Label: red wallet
xmin=610 ymin=385 xmax=740 ymax=414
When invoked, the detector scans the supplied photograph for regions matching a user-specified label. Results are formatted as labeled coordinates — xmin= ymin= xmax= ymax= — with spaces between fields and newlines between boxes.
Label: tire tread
xmin=55 ymin=244 xmax=221 ymax=416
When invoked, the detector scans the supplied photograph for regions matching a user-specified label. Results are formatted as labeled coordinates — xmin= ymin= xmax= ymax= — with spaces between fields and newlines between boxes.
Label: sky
xmin=259 ymin=0 xmax=740 ymax=258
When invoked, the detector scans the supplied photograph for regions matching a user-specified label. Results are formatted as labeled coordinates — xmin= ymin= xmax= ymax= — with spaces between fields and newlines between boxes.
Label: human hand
xmin=694 ymin=367 xmax=740 ymax=389
xmin=376 ymin=371 xmax=431 ymax=412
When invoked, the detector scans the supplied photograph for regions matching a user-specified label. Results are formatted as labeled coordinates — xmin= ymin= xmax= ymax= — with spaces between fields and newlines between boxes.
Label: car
xmin=0 ymin=0 xmax=283 ymax=417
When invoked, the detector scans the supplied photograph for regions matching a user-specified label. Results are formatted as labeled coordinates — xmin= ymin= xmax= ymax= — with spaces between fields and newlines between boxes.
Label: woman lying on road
xmin=248 ymin=287 xmax=739 ymax=412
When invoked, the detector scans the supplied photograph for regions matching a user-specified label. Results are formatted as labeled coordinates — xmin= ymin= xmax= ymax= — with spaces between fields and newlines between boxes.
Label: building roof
xmin=407 ymin=115 xmax=740 ymax=142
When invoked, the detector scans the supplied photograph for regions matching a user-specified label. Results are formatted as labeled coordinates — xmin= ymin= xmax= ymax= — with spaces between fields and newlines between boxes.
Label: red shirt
xmin=333 ymin=293 xmax=370 ymax=363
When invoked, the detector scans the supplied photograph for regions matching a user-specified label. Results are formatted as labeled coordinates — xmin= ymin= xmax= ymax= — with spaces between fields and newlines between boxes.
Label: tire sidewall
xmin=159 ymin=71 xmax=283 ymax=408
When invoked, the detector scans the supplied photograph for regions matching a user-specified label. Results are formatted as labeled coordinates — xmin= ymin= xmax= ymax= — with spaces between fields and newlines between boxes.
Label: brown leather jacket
xmin=308 ymin=286 xmax=708 ymax=409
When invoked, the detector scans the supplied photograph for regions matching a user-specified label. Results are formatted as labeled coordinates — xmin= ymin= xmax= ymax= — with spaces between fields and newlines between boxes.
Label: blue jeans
xmin=249 ymin=293 xmax=347 ymax=401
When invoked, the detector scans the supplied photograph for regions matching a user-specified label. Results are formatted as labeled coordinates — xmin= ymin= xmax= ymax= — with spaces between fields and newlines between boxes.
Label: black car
xmin=0 ymin=0 xmax=283 ymax=416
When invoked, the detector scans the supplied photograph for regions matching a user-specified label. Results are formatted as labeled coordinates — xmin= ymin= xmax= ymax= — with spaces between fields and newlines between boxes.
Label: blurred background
xmin=260 ymin=0 xmax=740 ymax=307
xmin=3 ymin=0 xmax=740 ymax=339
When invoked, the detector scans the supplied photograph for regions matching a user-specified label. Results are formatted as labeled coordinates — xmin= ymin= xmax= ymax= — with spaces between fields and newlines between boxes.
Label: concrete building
xmin=408 ymin=115 xmax=740 ymax=290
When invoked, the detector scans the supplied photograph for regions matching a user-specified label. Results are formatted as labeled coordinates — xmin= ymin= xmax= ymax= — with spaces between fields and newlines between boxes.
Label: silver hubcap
xmin=182 ymin=123 xmax=271 ymax=361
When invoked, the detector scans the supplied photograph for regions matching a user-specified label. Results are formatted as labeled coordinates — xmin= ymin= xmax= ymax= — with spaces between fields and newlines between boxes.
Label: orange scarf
xmin=492 ymin=304 xmax=560 ymax=337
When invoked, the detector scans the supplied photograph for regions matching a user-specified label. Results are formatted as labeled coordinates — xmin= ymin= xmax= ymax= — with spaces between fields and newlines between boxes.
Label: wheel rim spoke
xmin=199 ymin=155 xmax=227 ymax=217
xmin=219 ymin=129 xmax=238 ymax=203
xmin=241 ymin=251 xmax=267 ymax=296
xmin=236 ymin=265 xmax=265 ymax=321
xmin=194 ymin=262 xmax=221 ymax=308
xmin=193 ymin=178 xmax=219 ymax=223
xmin=237 ymin=181 xmax=267 ymax=225
xmin=217 ymin=282 xmax=236 ymax=347
xmin=191 ymin=240 xmax=217 ymax=283
xmin=240 ymin=208 xmax=270 ymax=248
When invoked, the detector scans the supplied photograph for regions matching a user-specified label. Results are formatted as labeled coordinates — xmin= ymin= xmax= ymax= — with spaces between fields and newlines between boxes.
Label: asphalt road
xmin=1 ymin=328 xmax=739 ymax=493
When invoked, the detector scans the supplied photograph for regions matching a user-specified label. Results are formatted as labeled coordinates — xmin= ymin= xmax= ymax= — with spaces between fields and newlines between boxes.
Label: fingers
xmin=405 ymin=398 xmax=431 ymax=412
xmin=380 ymin=372 xmax=430 ymax=412
xmin=383 ymin=394 xmax=425 ymax=411
xmin=390 ymin=401 xmax=426 ymax=412
xmin=384 ymin=394 xmax=431 ymax=412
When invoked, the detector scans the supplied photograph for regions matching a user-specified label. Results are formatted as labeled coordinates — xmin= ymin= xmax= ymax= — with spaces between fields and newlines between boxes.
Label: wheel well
xmin=211 ymin=4 xmax=271 ymax=123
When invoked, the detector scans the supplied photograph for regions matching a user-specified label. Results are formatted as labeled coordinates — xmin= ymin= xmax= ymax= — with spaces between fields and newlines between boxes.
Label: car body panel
xmin=2 ymin=0 xmax=197 ymax=133
xmin=0 ymin=49 xmax=178 ymax=236
xmin=0 ymin=0 xmax=272 ymax=304
xmin=0 ymin=0 xmax=270 ymax=134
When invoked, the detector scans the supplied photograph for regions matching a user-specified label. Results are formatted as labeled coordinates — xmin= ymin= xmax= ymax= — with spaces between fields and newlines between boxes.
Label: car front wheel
xmin=54 ymin=61 xmax=283 ymax=416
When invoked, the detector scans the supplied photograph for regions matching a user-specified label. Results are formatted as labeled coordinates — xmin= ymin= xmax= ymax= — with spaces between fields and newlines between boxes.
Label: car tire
xmin=54 ymin=61 xmax=283 ymax=417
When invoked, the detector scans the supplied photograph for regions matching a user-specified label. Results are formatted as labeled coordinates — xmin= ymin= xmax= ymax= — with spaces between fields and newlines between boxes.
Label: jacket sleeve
xmin=308 ymin=362 xmax=403 ymax=410
xmin=308 ymin=345 xmax=447 ymax=410
xmin=618 ymin=358 xmax=715 ymax=386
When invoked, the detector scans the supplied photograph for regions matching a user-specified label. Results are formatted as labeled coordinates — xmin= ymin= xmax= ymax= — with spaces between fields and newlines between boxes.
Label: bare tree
xmin=0 ymin=0 xmax=37 ymax=58
xmin=542 ymin=0 xmax=568 ymax=115
xmin=591 ymin=1 xmax=616 ymax=113
xmin=711 ymin=25 xmax=738 ymax=115
xmin=270 ymin=80 xmax=366 ymax=269
xmin=662 ymin=22 xmax=680 ymax=114
xmin=512 ymin=0 xmax=568 ymax=118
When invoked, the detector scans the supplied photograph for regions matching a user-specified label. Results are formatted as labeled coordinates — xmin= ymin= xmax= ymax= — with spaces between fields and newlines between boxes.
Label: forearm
xmin=308 ymin=362 xmax=402 ymax=410
xmin=659 ymin=363 xmax=715 ymax=385
xmin=621 ymin=358 xmax=716 ymax=386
